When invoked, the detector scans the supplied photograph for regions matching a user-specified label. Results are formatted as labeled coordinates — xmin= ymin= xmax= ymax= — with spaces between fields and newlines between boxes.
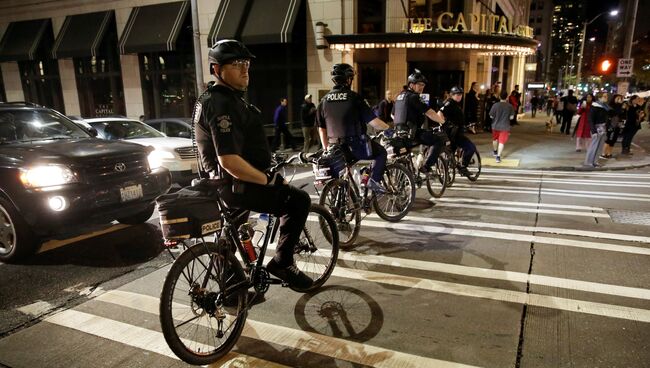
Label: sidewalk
xmin=471 ymin=113 xmax=650 ymax=171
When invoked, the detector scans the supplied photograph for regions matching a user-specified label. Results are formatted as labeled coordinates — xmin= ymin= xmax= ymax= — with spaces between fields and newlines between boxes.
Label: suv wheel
xmin=0 ymin=197 xmax=39 ymax=263
xmin=117 ymin=203 xmax=155 ymax=225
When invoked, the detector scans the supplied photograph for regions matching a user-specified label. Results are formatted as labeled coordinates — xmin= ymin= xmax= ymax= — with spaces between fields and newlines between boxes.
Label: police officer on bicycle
xmin=316 ymin=63 xmax=390 ymax=193
xmin=392 ymin=69 xmax=447 ymax=174
xmin=194 ymin=39 xmax=312 ymax=289
xmin=438 ymin=86 xmax=477 ymax=176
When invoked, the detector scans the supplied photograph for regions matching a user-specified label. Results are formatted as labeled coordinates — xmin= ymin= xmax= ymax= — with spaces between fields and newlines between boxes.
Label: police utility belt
xmin=328 ymin=135 xmax=368 ymax=145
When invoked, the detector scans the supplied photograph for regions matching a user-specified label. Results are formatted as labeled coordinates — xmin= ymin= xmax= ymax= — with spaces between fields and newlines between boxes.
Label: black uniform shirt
xmin=393 ymin=89 xmax=429 ymax=129
xmin=194 ymin=84 xmax=271 ymax=177
xmin=316 ymin=84 xmax=376 ymax=138
xmin=439 ymin=99 xmax=464 ymax=128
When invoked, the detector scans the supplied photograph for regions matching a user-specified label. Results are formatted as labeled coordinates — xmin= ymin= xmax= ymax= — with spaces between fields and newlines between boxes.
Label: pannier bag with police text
xmin=312 ymin=146 xmax=348 ymax=181
xmin=156 ymin=185 xmax=221 ymax=239
xmin=381 ymin=136 xmax=410 ymax=158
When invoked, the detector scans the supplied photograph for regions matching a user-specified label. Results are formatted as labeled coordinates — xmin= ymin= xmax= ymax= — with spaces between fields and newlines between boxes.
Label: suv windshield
xmin=90 ymin=120 xmax=165 ymax=140
xmin=0 ymin=110 xmax=91 ymax=144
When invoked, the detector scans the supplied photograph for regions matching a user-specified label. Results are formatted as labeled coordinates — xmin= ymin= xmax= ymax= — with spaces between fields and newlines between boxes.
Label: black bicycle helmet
xmin=407 ymin=69 xmax=428 ymax=84
xmin=331 ymin=63 xmax=355 ymax=84
xmin=450 ymin=86 xmax=464 ymax=95
xmin=208 ymin=39 xmax=255 ymax=72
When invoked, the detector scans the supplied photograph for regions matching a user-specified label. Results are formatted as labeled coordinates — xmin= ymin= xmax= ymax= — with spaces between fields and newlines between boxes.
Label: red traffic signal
xmin=597 ymin=57 xmax=615 ymax=75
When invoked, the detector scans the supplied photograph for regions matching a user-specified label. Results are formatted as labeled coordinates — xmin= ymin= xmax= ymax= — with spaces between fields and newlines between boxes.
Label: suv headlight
xmin=20 ymin=165 xmax=79 ymax=188
xmin=148 ymin=149 xmax=174 ymax=170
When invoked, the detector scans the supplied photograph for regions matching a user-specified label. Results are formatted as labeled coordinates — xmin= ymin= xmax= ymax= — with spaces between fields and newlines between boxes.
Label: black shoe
xmin=458 ymin=167 xmax=470 ymax=177
xmin=418 ymin=165 xmax=431 ymax=175
xmin=266 ymin=258 xmax=313 ymax=290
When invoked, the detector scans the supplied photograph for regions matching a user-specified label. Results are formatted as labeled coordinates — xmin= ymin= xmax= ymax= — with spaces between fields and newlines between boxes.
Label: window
xmin=409 ymin=0 xmax=462 ymax=19
xmin=18 ymin=24 xmax=65 ymax=113
xmin=74 ymin=19 xmax=125 ymax=117
xmin=139 ymin=13 xmax=196 ymax=119
xmin=357 ymin=0 xmax=385 ymax=33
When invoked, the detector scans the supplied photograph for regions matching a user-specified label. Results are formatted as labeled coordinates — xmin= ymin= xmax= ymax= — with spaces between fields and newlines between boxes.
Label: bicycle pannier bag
xmin=312 ymin=146 xmax=347 ymax=180
xmin=156 ymin=185 xmax=221 ymax=239
xmin=381 ymin=136 xmax=409 ymax=158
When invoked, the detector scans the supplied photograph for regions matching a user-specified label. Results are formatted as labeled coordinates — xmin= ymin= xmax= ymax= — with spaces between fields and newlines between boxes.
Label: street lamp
xmin=576 ymin=9 xmax=618 ymax=85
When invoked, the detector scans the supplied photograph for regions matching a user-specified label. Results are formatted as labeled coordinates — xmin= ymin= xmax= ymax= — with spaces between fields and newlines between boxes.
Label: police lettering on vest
xmin=316 ymin=85 xmax=375 ymax=139
xmin=393 ymin=89 xmax=429 ymax=134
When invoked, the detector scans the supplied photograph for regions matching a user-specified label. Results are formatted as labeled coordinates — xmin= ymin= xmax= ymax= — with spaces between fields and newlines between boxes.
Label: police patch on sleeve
xmin=217 ymin=115 xmax=232 ymax=133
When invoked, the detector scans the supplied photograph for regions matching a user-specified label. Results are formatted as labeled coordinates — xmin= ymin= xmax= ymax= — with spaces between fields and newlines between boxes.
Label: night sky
xmin=584 ymin=0 xmax=621 ymax=40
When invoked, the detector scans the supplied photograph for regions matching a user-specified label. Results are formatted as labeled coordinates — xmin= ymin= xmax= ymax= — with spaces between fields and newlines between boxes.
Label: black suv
xmin=0 ymin=103 xmax=172 ymax=262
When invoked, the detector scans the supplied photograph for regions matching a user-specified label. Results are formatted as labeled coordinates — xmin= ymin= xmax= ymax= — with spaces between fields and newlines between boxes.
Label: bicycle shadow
xmin=226 ymin=285 xmax=395 ymax=367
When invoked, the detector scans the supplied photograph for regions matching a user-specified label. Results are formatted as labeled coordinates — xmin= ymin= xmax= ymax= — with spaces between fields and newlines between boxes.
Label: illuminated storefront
xmin=307 ymin=1 xmax=536 ymax=106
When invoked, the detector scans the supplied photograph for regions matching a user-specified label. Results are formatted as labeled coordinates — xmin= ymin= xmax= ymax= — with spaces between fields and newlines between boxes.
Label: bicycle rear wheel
xmin=426 ymin=156 xmax=447 ymax=198
xmin=160 ymin=240 xmax=248 ymax=366
xmin=319 ymin=178 xmax=361 ymax=248
xmin=464 ymin=150 xmax=482 ymax=181
xmin=373 ymin=163 xmax=415 ymax=222
xmin=291 ymin=204 xmax=339 ymax=292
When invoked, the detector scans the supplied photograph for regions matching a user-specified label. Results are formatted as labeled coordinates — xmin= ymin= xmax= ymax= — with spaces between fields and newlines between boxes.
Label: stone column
xmin=58 ymin=59 xmax=80 ymax=116
xmin=1 ymin=62 xmax=23 ymax=102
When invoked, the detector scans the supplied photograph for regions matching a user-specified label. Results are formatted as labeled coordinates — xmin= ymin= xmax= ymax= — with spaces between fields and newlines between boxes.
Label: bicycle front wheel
xmin=426 ymin=156 xmax=447 ymax=198
xmin=160 ymin=240 xmax=248 ymax=366
xmin=319 ymin=178 xmax=361 ymax=248
xmin=440 ymin=149 xmax=456 ymax=187
xmin=373 ymin=163 xmax=415 ymax=222
xmin=291 ymin=204 xmax=339 ymax=292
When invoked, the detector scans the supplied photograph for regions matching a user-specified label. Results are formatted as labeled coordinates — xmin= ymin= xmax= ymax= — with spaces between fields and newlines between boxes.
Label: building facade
xmin=1 ymin=0 xmax=535 ymax=122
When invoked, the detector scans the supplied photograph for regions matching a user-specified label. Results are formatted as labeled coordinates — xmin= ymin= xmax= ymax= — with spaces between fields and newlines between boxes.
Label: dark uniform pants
xmin=415 ymin=129 xmax=444 ymax=168
xmin=621 ymin=126 xmax=639 ymax=153
xmin=348 ymin=139 xmax=387 ymax=183
xmin=218 ymin=181 xmax=310 ymax=267
xmin=451 ymin=133 xmax=477 ymax=167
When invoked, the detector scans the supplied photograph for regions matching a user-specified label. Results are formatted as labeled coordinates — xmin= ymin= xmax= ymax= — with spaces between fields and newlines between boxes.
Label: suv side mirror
xmin=88 ymin=127 xmax=98 ymax=137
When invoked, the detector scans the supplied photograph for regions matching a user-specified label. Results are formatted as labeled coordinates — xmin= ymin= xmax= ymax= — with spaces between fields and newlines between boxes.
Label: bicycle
xmin=381 ymin=129 xmax=449 ymax=199
xmin=306 ymin=143 xmax=416 ymax=248
xmin=158 ymin=154 xmax=339 ymax=366
xmin=439 ymin=142 xmax=482 ymax=186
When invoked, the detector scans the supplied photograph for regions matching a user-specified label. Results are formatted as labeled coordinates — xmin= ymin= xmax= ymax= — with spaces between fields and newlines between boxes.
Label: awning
xmin=207 ymin=0 xmax=302 ymax=46
xmin=0 ymin=19 xmax=50 ymax=61
xmin=119 ymin=1 xmax=190 ymax=54
xmin=51 ymin=11 xmax=113 ymax=59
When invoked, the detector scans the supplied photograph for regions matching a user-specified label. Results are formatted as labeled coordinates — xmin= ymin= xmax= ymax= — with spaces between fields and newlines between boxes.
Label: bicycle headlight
xmin=20 ymin=165 xmax=79 ymax=188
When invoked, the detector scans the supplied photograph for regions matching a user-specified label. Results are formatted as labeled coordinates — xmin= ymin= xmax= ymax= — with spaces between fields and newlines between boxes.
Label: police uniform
xmin=316 ymin=84 xmax=387 ymax=183
xmin=195 ymin=84 xmax=310 ymax=267
xmin=393 ymin=88 xmax=444 ymax=169
xmin=439 ymin=98 xmax=477 ymax=167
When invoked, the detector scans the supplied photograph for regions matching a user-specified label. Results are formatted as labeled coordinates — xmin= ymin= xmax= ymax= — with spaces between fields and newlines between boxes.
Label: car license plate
xmin=191 ymin=163 xmax=198 ymax=173
xmin=120 ymin=184 xmax=143 ymax=202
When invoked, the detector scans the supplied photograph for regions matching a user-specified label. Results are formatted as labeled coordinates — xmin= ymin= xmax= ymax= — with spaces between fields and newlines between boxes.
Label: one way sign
xmin=617 ymin=58 xmax=634 ymax=78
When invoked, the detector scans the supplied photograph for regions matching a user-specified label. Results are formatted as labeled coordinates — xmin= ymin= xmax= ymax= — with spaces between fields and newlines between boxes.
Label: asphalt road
xmin=1 ymin=166 xmax=649 ymax=368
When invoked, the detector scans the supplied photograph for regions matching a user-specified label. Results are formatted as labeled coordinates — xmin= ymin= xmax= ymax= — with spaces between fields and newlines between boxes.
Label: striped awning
xmin=0 ymin=19 xmax=50 ymax=61
xmin=119 ymin=1 xmax=190 ymax=54
xmin=51 ymin=11 xmax=113 ymax=58
xmin=208 ymin=0 xmax=302 ymax=46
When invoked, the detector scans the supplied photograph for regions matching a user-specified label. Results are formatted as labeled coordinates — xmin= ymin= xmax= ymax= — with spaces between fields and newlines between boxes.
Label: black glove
xmin=266 ymin=172 xmax=285 ymax=186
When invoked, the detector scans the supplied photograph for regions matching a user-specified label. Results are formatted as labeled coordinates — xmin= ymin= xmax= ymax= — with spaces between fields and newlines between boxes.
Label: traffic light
xmin=598 ymin=57 xmax=615 ymax=75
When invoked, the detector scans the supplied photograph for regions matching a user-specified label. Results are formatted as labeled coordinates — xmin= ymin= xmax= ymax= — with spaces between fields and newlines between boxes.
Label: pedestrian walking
xmin=465 ymin=82 xmax=479 ymax=134
xmin=272 ymin=97 xmax=296 ymax=151
xmin=300 ymin=94 xmax=317 ymax=152
xmin=508 ymin=85 xmax=521 ymax=126
xmin=489 ymin=90 xmax=515 ymax=163
xmin=561 ymin=90 xmax=578 ymax=135
xmin=621 ymin=95 xmax=646 ymax=155
xmin=584 ymin=92 xmax=610 ymax=167
xmin=530 ymin=93 xmax=539 ymax=118
xmin=574 ymin=93 xmax=593 ymax=152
